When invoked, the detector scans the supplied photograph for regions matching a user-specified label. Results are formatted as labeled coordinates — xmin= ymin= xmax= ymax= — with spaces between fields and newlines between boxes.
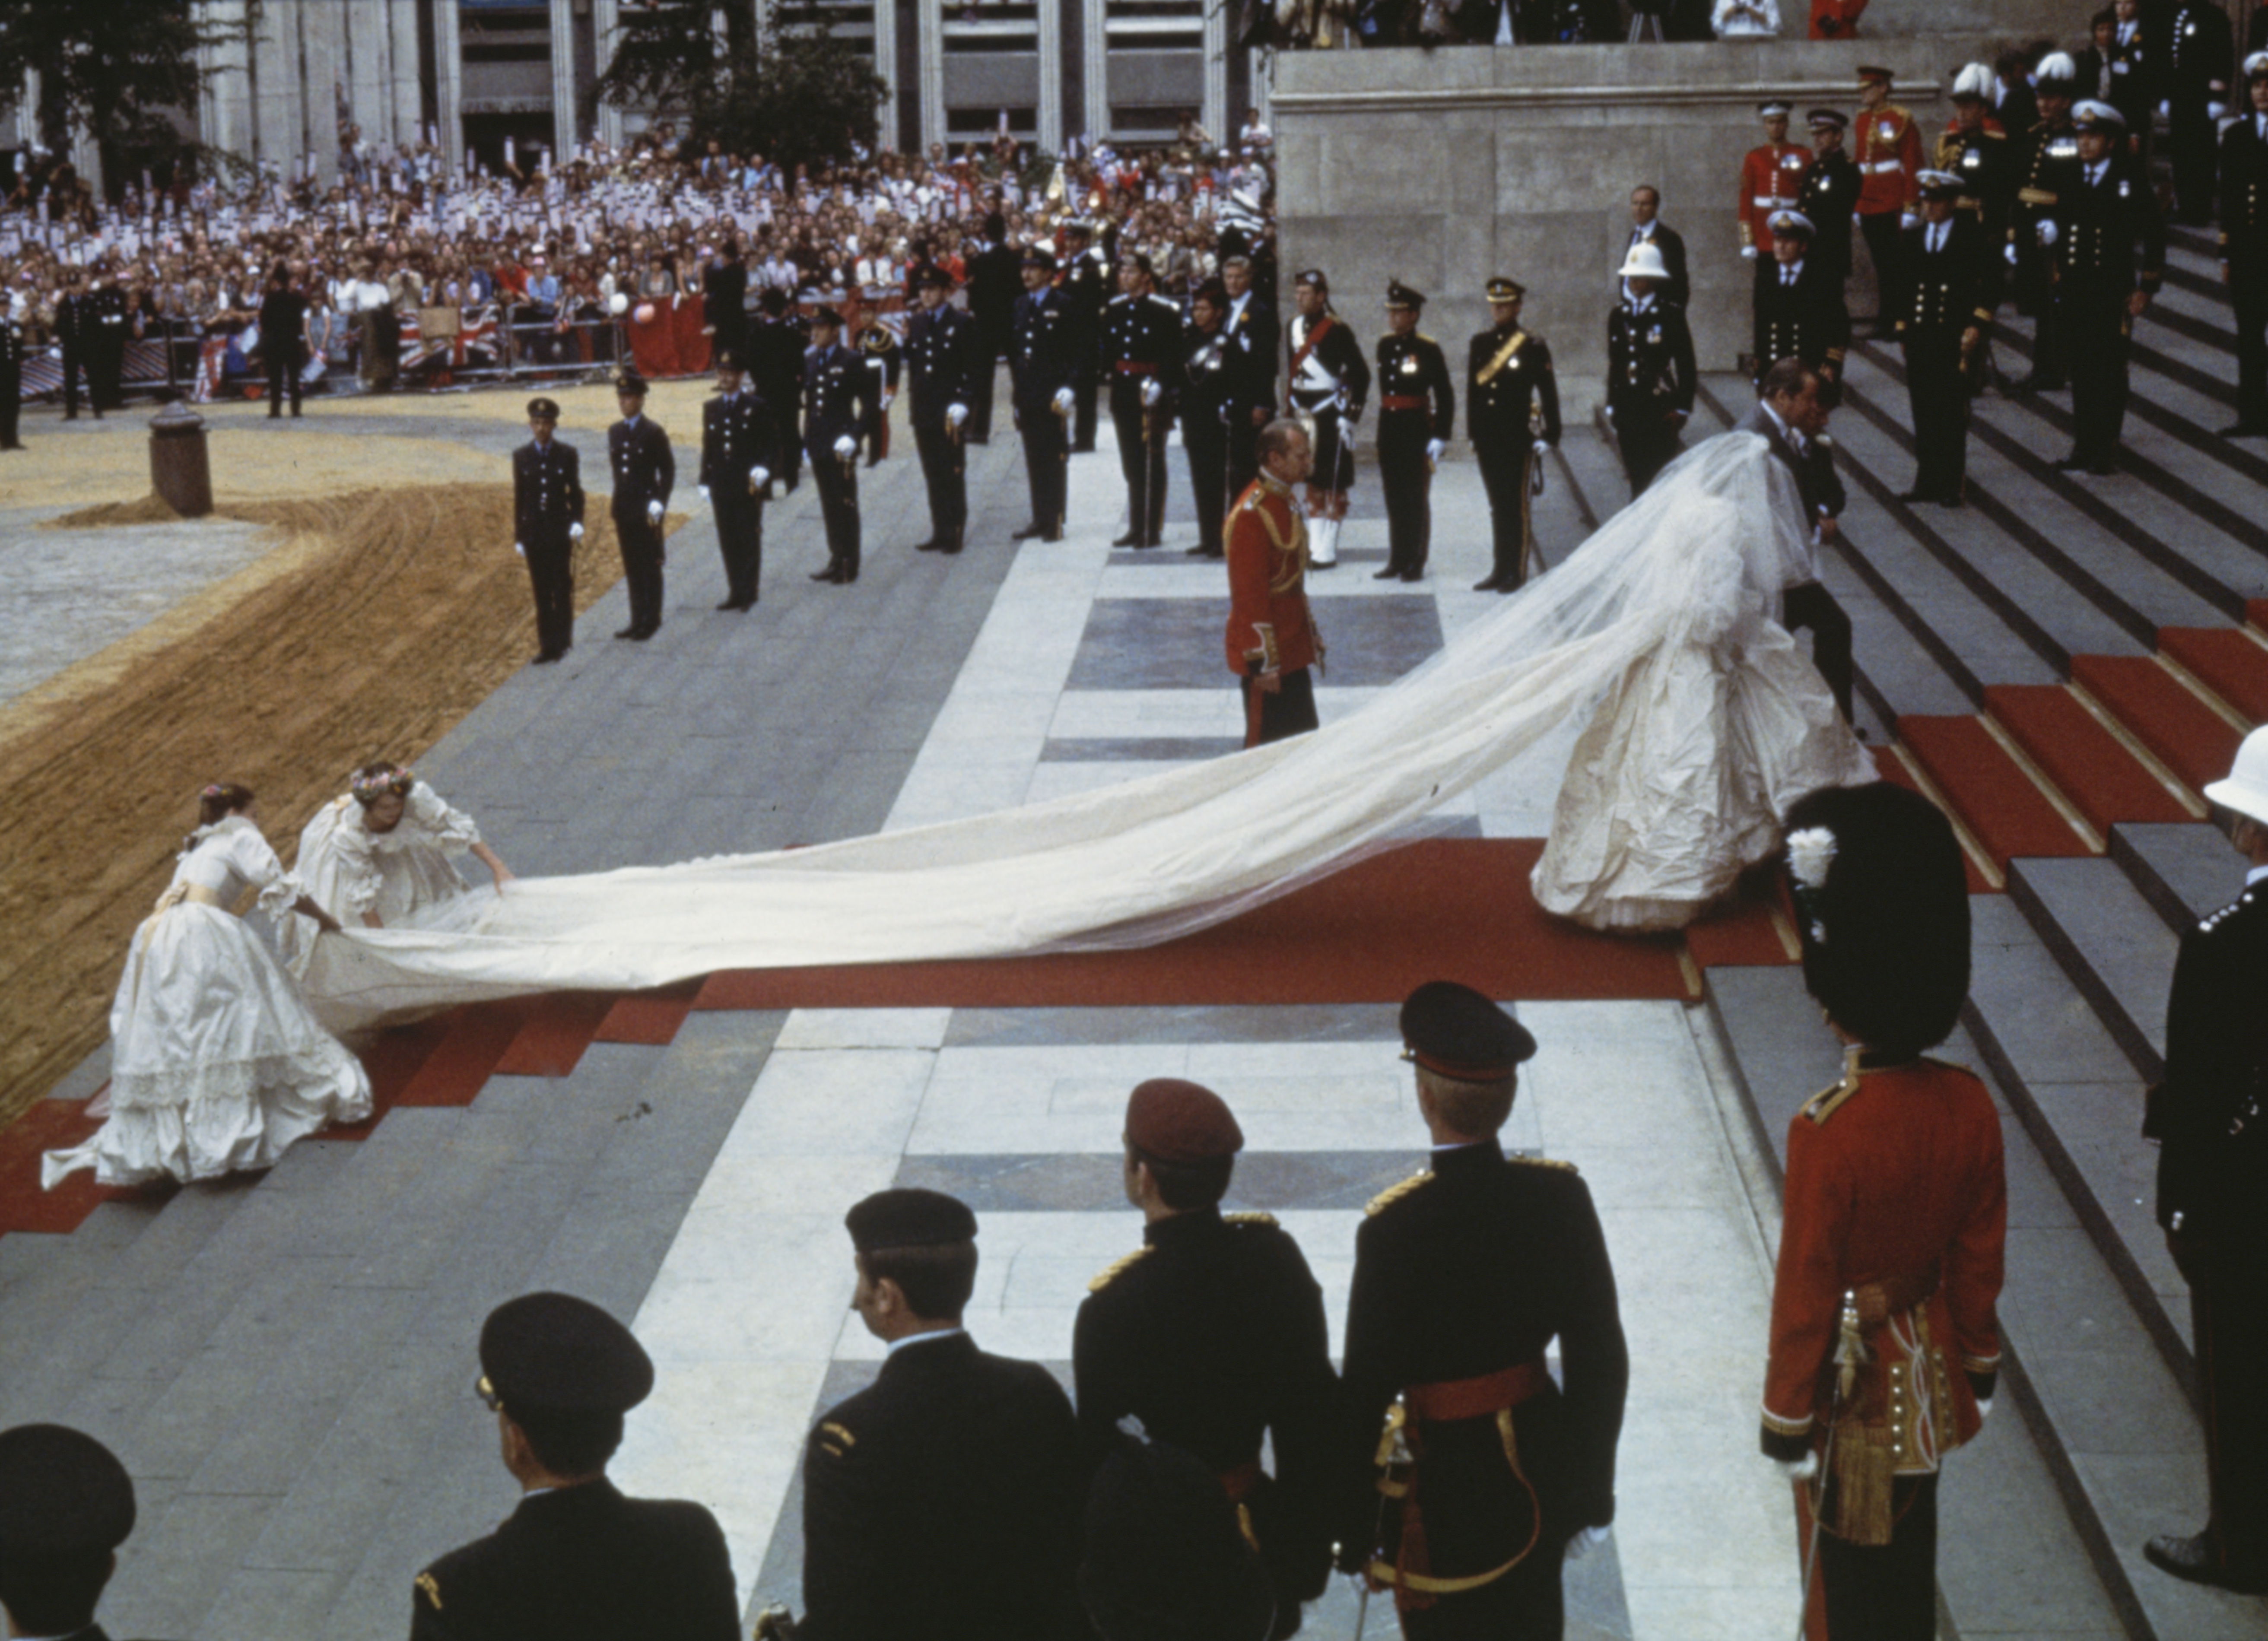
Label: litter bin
xmin=148 ymin=399 xmax=213 ymax=518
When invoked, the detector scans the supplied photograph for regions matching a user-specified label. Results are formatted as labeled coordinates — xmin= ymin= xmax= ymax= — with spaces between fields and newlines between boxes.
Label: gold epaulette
xmin=415 ymin=1571 xmax=444 ymax=1611
xmin=1800 ymin=1051 xmax=1865 ymax=1126
xmin=1982 ymin=128 xmax=2006 ymax=141
xmin=816 ymin=1419 xmax=857 ymax=1457
xmin=1510 ymin=1154 xmax=1578 ymax=1174
xmin=1365 ymin=1171 xmax=1434 ymax=1216
xmin=1224 ymin=1210 xmax=1279 ymax=1228
xmin=1088 ymin=1246 xmax=1154 ymax=1292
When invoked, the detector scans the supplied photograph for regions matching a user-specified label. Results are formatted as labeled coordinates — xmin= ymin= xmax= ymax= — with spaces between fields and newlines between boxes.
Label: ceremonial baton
xmin=1795 ymin=1289 xmax=1868 ymax=1641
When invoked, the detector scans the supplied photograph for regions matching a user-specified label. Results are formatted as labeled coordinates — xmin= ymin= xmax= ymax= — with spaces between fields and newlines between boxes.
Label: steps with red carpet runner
xmin=1896 ymin=715 xmax=2090 ymax=868
xmin=1983 ymin=686 xmax=2195 ymax=832
xmin=2069 ymin=654 xmax=2242 ymax=792
xmin=1870 ymin=746 xmax=1997 ymax=892
xmin=0 ymin=1101 xmax=162 ymax=1234
xmin=2157 ymin=627 xmax=2268 ymax=724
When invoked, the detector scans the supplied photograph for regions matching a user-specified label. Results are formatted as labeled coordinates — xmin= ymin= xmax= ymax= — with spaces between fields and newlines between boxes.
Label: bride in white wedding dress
xmin=295 ymin=431 xmax=1869 ymax=1033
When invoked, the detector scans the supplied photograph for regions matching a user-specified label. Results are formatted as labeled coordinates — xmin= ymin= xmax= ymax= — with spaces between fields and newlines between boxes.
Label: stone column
xmin=594 ymin=0 xmax=626 ymax=149
xmin=1201 ymin=2 xmax=1224 ymax=153
xmin=195 ymin=0 xmax=257 ymax=164
xmin=872 ymin=0 xmax=899 ymax=156
xmin=551 ymin=0 xmax=580 ymax=161
xmin=1038 ymin=0 xmax=1063 ymax=152
xmin=301 ymin=0 xmax=343 ymax=184
xmin=1081 ymin=0 xmax=1108 ymax=144
xmin=917 ymin=0 xmax=944 ymax=152
xmin=249 ymin=0 xmax=304 ymax=177
xmin=435 ymin=0 xmax=465 ymax=171
xmin=391 ymin=0 xmax=424 ymax=151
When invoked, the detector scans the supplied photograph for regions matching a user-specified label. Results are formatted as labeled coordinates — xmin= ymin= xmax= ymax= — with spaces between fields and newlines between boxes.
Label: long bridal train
xmin=301 ymin=433 xmax=1870 ymax=1035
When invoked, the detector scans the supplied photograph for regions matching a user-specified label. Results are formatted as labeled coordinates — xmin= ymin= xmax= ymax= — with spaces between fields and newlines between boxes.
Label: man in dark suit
xmin=1738 ymin=359 xmax=1856 ymax=727
xmin=801 ymin=307 xmax=879 ymax=584
xmin=1011 ymin=248 xmax=1074 ymax=542
xmin=750 ymin=289 xmax=810 ymax=494
xmin=1076 ymin=1080 xmax=1340 ymax=1639
xmin=606 ymin=370 xmax=674 ymax=640
xmin=702 ymin=239 xmax=748 ymax=360
xmin=0 ymin=1422 xmax=142 ymax=1641
xmin=1339 ymin=982 xmax=1629 ymax=1641
xmin=1893 ymin=171 xmax=2000 ymax=503
xmin=54 ymin=268 xmax=95 ymax=421
xmin=1604 ymin=243 xmax=1695 ymax=496
xmin=2218 ymin=51 xmax=2268 ymax=436
xmin=1620 ymin=184 xmax=1690 ymax=310
xmin=1466 ymin=276 xmax=1560 ymax=592
xmin=1178 ymin=281 xmax=1242 ymax=559
xmin=412 ymin=1292 xmax=740 ymax=1639
xmin=260 ymin=264 xmax=308 ymax=420
xmin=698 ymin=349 xmax=778 ymax=610
xmin=1750 ymin=209 xmax=1851 ymax=403
xmin=1220 ymin=254 xmax=1278 ymax=502
xmin=802 ymin=1190 xmax=1086 ymax=1641
xmin=964 ymin=213 xmax=1023 ymax=443
xmin=2143 ymin=727 xmax=2268 ymax=1594
xmin=904 ymin=263 xmax=978 ymax=554
xmin=2049 ymin=100 xmax=2166 ymax=474
xmin=512 ymin=396 xmax=586 ymax=662
xmin=1059 ymin=220 xmax=1109 ymax=453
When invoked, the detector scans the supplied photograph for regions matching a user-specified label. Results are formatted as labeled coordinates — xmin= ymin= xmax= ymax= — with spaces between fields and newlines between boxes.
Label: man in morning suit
xmin=1340 ymin=981 xmax=1629 ymax=1640
xmin=801 ymin=306 xmax=879 ymax=584
xmin=1892 ymin=171 xmax=1999 ymax=503
xmin=1220 ymin=255 xmax=1278 ymax=502
xmin=512 ymin=397 xmax=586 ymax=663
xmin=2142 ymin=725 xmax=2268 ymax=1593
xmin=1103 ymin=251 xmax=1184 ymax=548
xmin=1605 ymin=243 xmax=1695 ymax=497
xmin=2216 ymin=52 xmax=2268 ymax=437
xmin=1011 ymin=247 xmax=1075 ymax=542
xmin=1466 ymin=276 xmax=1561 ymax=592
xmin=410 ymin=1292 xmax=740 ymax=1640
xmin=606 ymin=371 xmax=674 ymax=640
xmin=1373 ymin=281 xmax=1455 ymax=583
xmin=904 ymin=263 xmax=978 ymax=554
xmin=1738 ymin=360 xmax=1856 ymax=727
xmin=1762 ymin=783 xmax=2005 ymax=1641
xmin=1074 ymin=1078 xmax=1340 ymax=1638
xmin=1620 ymin=185 xmax=1690 ymax=311
xmin=1751 ymin=210 xmax=1850 ymax=404
xmin=801 ymin=1189 xmax=1086 ymax=1641
xmin=697 ymin=349 xmax=779 ymax=610
xmin=0 ymin=1422 xmax=141 ymax=1641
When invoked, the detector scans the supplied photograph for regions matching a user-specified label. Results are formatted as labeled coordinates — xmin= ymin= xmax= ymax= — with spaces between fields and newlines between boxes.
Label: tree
xmin=594 ymin=0 xmax=887 ymax=172
xmin=0 ymin=0 xmax=262 ymax=193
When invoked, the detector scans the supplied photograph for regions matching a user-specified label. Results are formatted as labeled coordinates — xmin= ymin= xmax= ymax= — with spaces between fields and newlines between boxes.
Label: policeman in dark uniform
xmin=1750 ymin=209 xmax=1851 ymax=402
xmin=1060 ymin=219 xmax=1109 ymax=453
xmin=964 ymin=213 xmax=1023 ymax=442
xmin=1373 ymin=281 xmax=1454 ymax=582
xmin=801 ymin=306 xmax=879 ymax=584
xmin=2049 ymin=100 xmax=2164 ymax=474
xmin=2011 ymin=53 xmax=2081 ymax=392
xmin=1074 ymin=1079 xmax=1341 ymax=1639
xmin=750 ymin=289 xmax=810 ymax=494
xmin=54 ymin=268 xmax=95 ymax=421
xmin=904 ymin=263 xmax=978 ymax=554
xmin=0 ymin=300 xmax=24 ymax=451
xmin=697 ymin=348 xmax=779 ymax=610
xmin=511 ymin=396 xmax=586 ymax=662
xmin=1104 ymin=251 xmax=1182 ymax=548
xmin=2166 ymin=0 xmax=2236 ymax=223
xmin=1604 ymin=244 xmax=1696 ymax=497
xmin=89 ymin=267 xmax=129 ymax=414
xmin=1796 ymin=111 xmax=1864 ymax=294
xmin=802 ymin=1189 xmax=1086 ymax=1641
xmin=857 ymin=321 xmax=900 ymax=469
xmin=0 ymin=1422 xmax=142 ymax=1641
xmin=2142 ymin=725 xmax=2268 ymax=1594
xmin=2220 ymin=51 xmax=2268 ymax=438
xmin=606 ymin=370 xmax=674 ymax=640
xmin=1283 ymin=270 xmax=1369 ymax=571
xmin=1893 ymin=171 xmax=1999 ymax=503
xmin=411 ymin=1292 xmax=739 ymax=1640
xmin=1465 ymin=276 xmax=1560 ymax=593
xmin=1011 ymin=247 xmax=1074 ymax=543
xmin=1179 ymin=279 xmax=1246 ymax=559
xmin=1340 ymin=982 xmax=1630 ymax=1640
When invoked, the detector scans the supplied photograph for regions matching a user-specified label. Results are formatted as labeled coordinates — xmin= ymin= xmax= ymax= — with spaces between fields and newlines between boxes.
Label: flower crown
xmin=349 ymin=766 xmax=413 ymax=800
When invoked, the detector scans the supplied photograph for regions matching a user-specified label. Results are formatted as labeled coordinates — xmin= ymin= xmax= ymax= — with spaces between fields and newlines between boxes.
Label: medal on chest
xmin=1400 ymin=356 xmax=1419 ymax=376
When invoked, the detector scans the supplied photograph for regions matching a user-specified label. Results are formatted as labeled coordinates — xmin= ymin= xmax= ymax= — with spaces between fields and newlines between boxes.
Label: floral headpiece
xmin=349 ymin=765 xmax=413 ymax=801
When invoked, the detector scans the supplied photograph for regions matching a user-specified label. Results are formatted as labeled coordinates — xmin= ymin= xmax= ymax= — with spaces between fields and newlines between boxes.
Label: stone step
xmin=2006 ymin=855 xmax=2181 ymax=1082
xmin=2109 ymin=819 xmax=2246 ymax=932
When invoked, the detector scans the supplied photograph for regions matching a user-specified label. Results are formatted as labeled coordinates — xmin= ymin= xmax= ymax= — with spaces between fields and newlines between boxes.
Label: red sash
xmin=1289 ymin=314 xmax=1337 ymax=379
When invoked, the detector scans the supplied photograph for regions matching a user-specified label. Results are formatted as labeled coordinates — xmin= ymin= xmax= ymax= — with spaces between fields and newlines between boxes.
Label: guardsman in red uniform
xmin=1809 ymin=0 xmax=1865 ymax=37
xmin=1853 ymin=67 xmax=1924 ymax=324
xmin=1741 ymin=102 xmax=1813 ymax=262
xmin=1226 ymin=419 xmax=1323 ymax=748
xmin=1762 ymin=781 xmax=2007 ymax=1641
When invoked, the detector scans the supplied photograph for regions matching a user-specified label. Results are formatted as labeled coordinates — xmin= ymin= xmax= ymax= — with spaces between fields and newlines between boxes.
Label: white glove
xmin=1424 ymin=438 xmax=1446 ymax=463
xmin=832 ymin=434 xmax=856 ymax=459
xmin=2037 ymin=219 xmax=2058 ymax=247
xmin=1531 ymin=438 xmax=1550 ymax=455
xmin=645 ymin=499 xmax=663 ymax=522
xmin=1052 ymin=387 xmax=1074 ymax=415
xmin=1852 ymin=211 xmax=1863 ymax=225
xmin=1773 ymin=1452 xmax=1820 ymax=1482
xmin=946 ymin=403 xmax=968 ymax=429
xmin=1741 ymin=244 xmax=1758 ymax=259
xmin=1140 ymin=378 xmax=1163 ymax=407
xmin=1900 ymin=212 xmax=1921 ymax=230
xmin=2004 ymin=241 xmax=2020 ymax=267
xmin=749 ymin=466 xmax=769 ymax=489
xmin=2209 ymin=101 xmax=2228 ymax=121
xmin=2159 ymin=99 xmax=2172 ymax=117
xmin=880 ymin=391 xmax=893 ymax=411
xmin=513 ymin=541 xmax=524 ymax=557
xmin=569 ymin=522 xmax=583 ymax=541
xmin=1566 ymin=1526 xmax=1610 ymax=1561
xmin=698 ymin=484 xmax=711 ymax=503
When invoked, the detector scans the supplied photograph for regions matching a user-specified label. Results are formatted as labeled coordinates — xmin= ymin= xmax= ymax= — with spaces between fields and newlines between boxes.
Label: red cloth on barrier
xmin=672 ymin=296 xmax=710 ymax=376
xmin=628 ymin=298 xmax=682 ymax=378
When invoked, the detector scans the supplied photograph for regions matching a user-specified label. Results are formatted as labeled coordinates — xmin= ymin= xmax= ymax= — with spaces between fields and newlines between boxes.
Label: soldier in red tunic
xmin=1225 ymin=419 xmax=1324 ymax=748
xmin=1760 ymin=781 xmax=2007 ymax=1641
xmin=1852 ymin=67 xmax=1924 ymax=324
xmin=1740 ymin=102 xmax=1813 ymax=263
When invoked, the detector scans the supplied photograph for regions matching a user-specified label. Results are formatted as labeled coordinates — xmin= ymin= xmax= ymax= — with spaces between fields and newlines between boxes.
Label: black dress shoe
xmin=810 ymin=563 xmax=844 ymax=581
xmin=2052 ymin=454 xmax=2088 ymax=472
xmin=716 ymin=597 xmax=754 ymax=611
xmin=2145 ymin=1532 xmax=2268 ymax=1592
xmin=914 ymin=537 xmax=942 ymax=552
xmin=941 ymin=535 xmax=963 ymax=555
xmin=629 ymin=622 xmax=658 ymax=640
xmin=614 ymin=624 xmax=643 ymax=639
xmin=1473 ymin=573 xmax=1508 ymax=592
xmin=1011 ymin=521 xmax=1044 ymax=540
xmin=1400 ymin=568 xmax=1425 ymax=582
xmin=2218 ymin=421 xmax=2268 ymax=438
xmin=1372 ymin=565 xmax=1403 ymax=581
xmin=2088 ymin=459 xmax=2117 ymax=476
xmin=531 ymin=650 xmax=562 ymax=664
xmin=1040 ymin=529 xmax=1064 ymax=543
xmin=1112 ymin=531 xmax=1141 ymax=546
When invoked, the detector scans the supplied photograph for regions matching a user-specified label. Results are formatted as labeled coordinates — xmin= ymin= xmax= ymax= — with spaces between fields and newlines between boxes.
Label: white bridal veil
xmin=300 ymin=432 xmax=1868 ymax=1033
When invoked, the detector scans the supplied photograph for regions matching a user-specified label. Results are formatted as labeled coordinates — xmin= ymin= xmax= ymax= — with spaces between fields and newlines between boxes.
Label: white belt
xmin=1752 ymin=194 xmax=1781 ymax=206
xmin=1863 ymin=159 xmax=1905 ymax=175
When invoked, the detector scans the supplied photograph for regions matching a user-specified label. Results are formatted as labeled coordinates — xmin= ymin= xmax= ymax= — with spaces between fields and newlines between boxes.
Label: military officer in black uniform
xmin=802 ymin=306 xmax=879 ymax=584
xmin=606 ymin=370 xmax=674 ymax=640
xmin=1011 ymin=248 xmax=1074 ymax=543
xmin=1179 ymin=279 xmax=1246 ymax=559
xmin=905 ymin=263 xmax=979 ymax=554
xmin=2166 ymin=0 xmax=2236 ymax=223
xmin=1941 ymin=64 xmax=2016 ymax=244
xmin=2011 ymin=53 xmax=2081 ymax=392
xmin=858 ymin=321 xmax=900 ymax=469
xmin=0 ymin=300 xmax=24 ymax=451
xmin=2048 ymin=100 xmax=2165 ymax=474
xmin=89 ymin=267 xmax=129 ymax=414
xmin=54 ymin=268 xmax=96 ymax=421
xmin=411 ymin=1292 xmax=739 ymax=1639
xmin=0 ymin=1422 xmax=142 ymax=1641
xmin=803 ymin=1189 xmax=1086 ymax=1641
xmin=1604 ymin=244 xmax=1696 ymax=497
xmin=750 ymin=289 xmax=810 ymax=494
xmin=1796 ymin=111 xmax=1864 ymax=295
xmin=1104 ymin=251 xmax=1183 ymax=548
xmin=1284 ymin=270 xmax=1369 ymax=572
xmin=1751 ymin=209 xmax=1852 ymax=402
xmin=2218 ymin=51 xmax=2268 ymax=437
xmin=1339 ymin=982 xmax=1630 ymax=1641
xmin=1221 ymin=254 xmax=1278 ymax=502
xmin=1374 ymin=281 xmax=1455 ymax=582
xmin=1074 ymin=1079 xmax=1341 ymax=1638
xmin=1893 ymin=172 xmax=2000 ymax=503
xmin=1466 ymin=276 xmax=1560 ymax=593
xmin=1079 ymin=1434 xmax=1277 ymax=1641
xmin=2144 ymin=726 xmax=2268 ymax=1594
xmin=965 ymin=212 xmax=1023 ymax=442
xmin=1060 ymin=219 xmax=1109 ymax=453
xmin=697 ymin=349 xmax=779 ymax=610
xmin=512 ymin=397 xmax=586 ymax=662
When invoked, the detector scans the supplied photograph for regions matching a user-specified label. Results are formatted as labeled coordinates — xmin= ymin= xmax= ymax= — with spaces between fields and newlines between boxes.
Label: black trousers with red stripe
xmin=1795 ymin=1472 xmax=1938 ymax=1641
xmin=1241 ymin=667 xmax=1318 ymax=748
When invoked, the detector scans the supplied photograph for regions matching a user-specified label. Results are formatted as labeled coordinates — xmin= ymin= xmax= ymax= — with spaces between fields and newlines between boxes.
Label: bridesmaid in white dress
xmin=276 ymin=763 xmax=514 ymax=978
xmin=43 ymin=783 xmax=373 ymax=1189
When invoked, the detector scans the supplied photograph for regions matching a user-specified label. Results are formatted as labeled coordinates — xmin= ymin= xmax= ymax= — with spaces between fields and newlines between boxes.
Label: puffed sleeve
xmin=405 ymin=781 xmax=482 ymax=854
xmin=220 ymin=821 xmax=307 ymax=919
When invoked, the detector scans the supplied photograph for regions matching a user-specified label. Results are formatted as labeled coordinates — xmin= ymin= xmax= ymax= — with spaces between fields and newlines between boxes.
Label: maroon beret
xmin=1125 ymin=1079 xmax=1244 ymax=1163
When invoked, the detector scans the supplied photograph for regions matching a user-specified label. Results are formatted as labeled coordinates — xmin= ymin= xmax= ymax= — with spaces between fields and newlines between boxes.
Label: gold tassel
xmin=1831 ymin=1419 xmax=1898 ymax=1546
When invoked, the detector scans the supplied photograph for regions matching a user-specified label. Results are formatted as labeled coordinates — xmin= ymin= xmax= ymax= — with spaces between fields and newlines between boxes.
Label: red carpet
xmin=493 ymin=991 xmax=616 ymax=1078
xmin=1873 ymin=748 xmax=1997 ymax=893
xmin=1984 ymin=686 xmax=2193 ymax=832
xmin=693 ymin=839 xmax=1690 ymax=1010
xmin=2248 ymin=599 xmax=2268 ymax=633
xmin=390 ymin=1000 xmax=529 ymax=1108
xmin=1684 ymin=867 xmax=1800 ymax=968
xmin=0 ymin=1101 xmax=163 ymax=1234
xmin=594 ymin=981 xmax=702 ymax=1045
xmin=2158 ymin=628 xmax=2268 ymax=725
xmin=1898 ymin=716 xmax=2089 ymax=867
xmin=2071 ymin=655 xmax=2242 ymax=792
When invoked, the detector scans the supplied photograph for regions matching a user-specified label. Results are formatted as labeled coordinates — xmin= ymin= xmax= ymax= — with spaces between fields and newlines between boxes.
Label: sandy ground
xmin=0 ymin=425 xmax=502 ymax=513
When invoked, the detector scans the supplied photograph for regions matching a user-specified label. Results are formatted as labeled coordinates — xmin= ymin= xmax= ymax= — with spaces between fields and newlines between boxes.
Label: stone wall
xmin=1273 ymin=31 xmax=2061 ymax=409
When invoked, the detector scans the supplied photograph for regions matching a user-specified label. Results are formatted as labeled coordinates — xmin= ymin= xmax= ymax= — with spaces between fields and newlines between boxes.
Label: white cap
xmin=1952 ymin=63 xmax=1995 ymax=99
xmin=2073 ymin=98 xmax=2126 ymax=128
xmin=1768 ymin=209 xmax=1816 ymax=238
xmin=1617 ymin=241 xmax=1671 ymax=280
xmin=2246 ymin=50 xmax=2268 ymax=79
xmin=2036 ymin=51 xmax=2078 ymax=85
xmin=2206 ymin=725 xmax=2268 ymax=825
